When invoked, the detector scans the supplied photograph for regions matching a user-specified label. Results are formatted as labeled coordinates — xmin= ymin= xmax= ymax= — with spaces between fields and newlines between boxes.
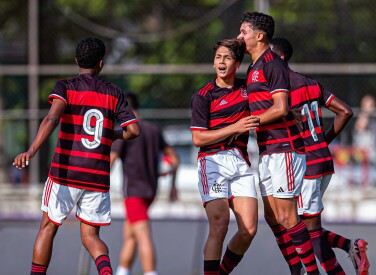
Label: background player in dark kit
xmin=13 ymin=37 xmax=140 ymax=275
xmin=111 ymin=92 xmax=179 ymax=275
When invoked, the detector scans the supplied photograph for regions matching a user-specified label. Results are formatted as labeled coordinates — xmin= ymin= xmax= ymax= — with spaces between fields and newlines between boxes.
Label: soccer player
xmin=190 ymin=38 xmax=260 ymax=275
xmin=13 ymin=37 xmax=140 ymax=275
xmin=270 ymin=36 xmax=370 ymax=275
xmin=237 ymin=12 xmax=319 ymax=274
xmin=111 ymin=92 xmax=179 ymax=275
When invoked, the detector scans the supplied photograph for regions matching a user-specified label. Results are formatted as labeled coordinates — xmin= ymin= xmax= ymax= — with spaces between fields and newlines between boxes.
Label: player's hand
xmin=233 ymin=116 xmax=260 ymax=133
xmin=291 ymin=107 xmax=304 ymax=131
xmin=13 ymin=152 xmax=33 ymax=169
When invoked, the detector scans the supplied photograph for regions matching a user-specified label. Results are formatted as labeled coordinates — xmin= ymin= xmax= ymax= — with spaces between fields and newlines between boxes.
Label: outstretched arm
xmin=325 ymin=97 xmax=353 ymax=144
xmin=13 ymin=99 xmax=66 ymax=169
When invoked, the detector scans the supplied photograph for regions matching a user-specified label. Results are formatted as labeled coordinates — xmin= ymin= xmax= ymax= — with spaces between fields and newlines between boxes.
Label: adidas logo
xmin=276 ymin=187 xmax=284 ymax=193
xmin=219 ymin=99 xmax=228 ymax=106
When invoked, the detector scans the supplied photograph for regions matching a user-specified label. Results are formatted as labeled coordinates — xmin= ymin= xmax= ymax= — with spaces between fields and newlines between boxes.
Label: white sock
xmin=144 ymin=271 xmax=158 ymax=275
xmin=115 ymin=265 xmax=130 ymax=275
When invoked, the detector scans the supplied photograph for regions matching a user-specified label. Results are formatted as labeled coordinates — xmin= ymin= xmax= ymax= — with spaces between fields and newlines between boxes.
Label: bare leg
xmin=118 ymin=220 xmax=137 ymax=269
xmin=80 ymin=222 xmax=109 ymax=260
xmin=32 ymin=212 xmax=59 ymax=265
xmin=131 ymin=220 xmax=156 ymax=273
xmin=227 ymin=197 xmax=258 ymax=254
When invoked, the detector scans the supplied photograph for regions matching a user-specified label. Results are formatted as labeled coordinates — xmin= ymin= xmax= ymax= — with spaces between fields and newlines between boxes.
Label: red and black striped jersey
xmin=190 ymin=77 xmax=250 ymax=164
xmin=289 ymin=69 xmax=335 ymax=178
xmin=246 ymin=48 xmax=304 ymax=155
xmin=47 ymin=73 xmax=137 ymax=192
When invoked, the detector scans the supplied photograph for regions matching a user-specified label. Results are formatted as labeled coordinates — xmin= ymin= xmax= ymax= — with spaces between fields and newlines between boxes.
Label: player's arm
xmin=163 ymin=146 xmax=180 ymax=202
xmin=13 ymin=99 xmax=66 ymax=169
xmin=113 ymin=122 xmax=141 ymax=141
xmin=110 ymin=151 xmax=120 ymax=169
xmin=257 ymin=92 xmax=289 ymax=125
xmin=325 ymin=97 xmax=353 ymax=144
xmin=191 ymin=116 xmax=259 ymax=147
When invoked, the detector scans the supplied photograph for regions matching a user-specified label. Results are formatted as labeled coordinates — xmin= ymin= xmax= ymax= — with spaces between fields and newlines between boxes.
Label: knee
xmin=39 ymin=220 xmax=58 ymax=237
xmin=238 ymin=225 xmax=257 ymax=243
xmin=209 ymin=218 xmax=229 ymax=242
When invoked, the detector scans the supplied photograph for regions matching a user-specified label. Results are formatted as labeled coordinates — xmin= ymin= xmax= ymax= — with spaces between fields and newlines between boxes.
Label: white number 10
xmin=301 ymin=101 xmax=321 ymax=142
xmin=81 ymin=109 xmax=104 ymax=149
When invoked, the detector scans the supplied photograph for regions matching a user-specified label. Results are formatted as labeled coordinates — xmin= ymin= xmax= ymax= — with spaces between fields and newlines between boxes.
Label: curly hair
xmin=240 ymin=12 xmax=275 ymax=41
xmin=75 ymin=37 xmax=106 ymax=69
xmin=270 ymin=37 xmax=294 ymax=62
xmin=213 ymin=38 xmax=246 ymax=63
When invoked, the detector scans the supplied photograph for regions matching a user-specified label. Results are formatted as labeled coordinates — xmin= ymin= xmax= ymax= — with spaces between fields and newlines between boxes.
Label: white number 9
xmin=81 ymin=109 xmax=104 ymax=149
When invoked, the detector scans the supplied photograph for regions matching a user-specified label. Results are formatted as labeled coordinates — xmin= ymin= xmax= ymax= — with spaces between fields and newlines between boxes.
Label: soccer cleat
xmin=349 ymin=239 xmax=370 ymax=275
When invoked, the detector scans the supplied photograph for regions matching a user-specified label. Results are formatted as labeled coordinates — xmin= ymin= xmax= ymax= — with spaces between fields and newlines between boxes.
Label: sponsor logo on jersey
xmin=276 ymin=187 xmax=284 ymax=193
xmin=241 ymin=89 xmax=248 ymax=98
xmin=212 ymin=183 xmax=223 ymax=193
xmin=219 ymin=99 xmax=228 ymax=106
xmin=251 ymin=70 xmax=259 ymax=82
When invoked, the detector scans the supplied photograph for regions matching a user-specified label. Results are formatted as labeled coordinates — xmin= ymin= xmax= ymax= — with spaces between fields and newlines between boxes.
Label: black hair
xmin=125 ymin=92 xmax=139 ymax=110
xmin=75 ymin=37 xmax=105 ymax=69
xmin=213 ymin=38 xmax=246 ymax=63
xmin=270 ymin=37 xmax=294 ymax=62
xmin=240 ymin=12 xmax=275 ymax=41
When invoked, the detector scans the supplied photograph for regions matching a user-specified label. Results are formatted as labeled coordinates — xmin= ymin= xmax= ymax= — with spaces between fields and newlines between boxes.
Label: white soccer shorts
xmin=197 ymin=148 xmax=258 ymax=205
xmin=259 ymin=151 xmax=306 ymax=198
xmin=41 ymin=177 xmax=111 ymax=226
xmin=298 ymin=174 xmax=332 ymax=216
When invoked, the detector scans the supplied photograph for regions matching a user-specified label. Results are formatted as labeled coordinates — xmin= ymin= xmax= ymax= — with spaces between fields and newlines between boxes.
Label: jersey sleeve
xmin=48 ymin=80 xmax=68 ymax=105
xmin=190 ymin=93 xmax=210 ymax=131
xmin=115 ymin=90 xmax=138 ymax=129
xmin=265 ymin=59 xmax=290 ymax=95
xmin=318 ymin=83 xmax=335 ymax=107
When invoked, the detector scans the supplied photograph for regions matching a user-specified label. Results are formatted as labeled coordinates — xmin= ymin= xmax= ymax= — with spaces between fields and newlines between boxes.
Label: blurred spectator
xmin=353 ymin=94 xmax=376 ymax=165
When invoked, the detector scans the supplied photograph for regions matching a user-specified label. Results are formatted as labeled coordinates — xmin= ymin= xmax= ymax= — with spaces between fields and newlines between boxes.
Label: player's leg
xmin=204 ymin=199 xmax=231 ymax=274
xmin=220 ymin=197 xmax=257 ymax=274
xmin=80 ymin=223 xmax=112 ymax=275
xmin=30 ymin=212 xmax=59 ymax=275
xmin=77 ymin=189 xmax=112 ymax=275
xmin=299 ymin=176 xmax=345 ymax=274
xmin=262 ymin=195 xmax=303 ymax=275
xmin=116 ymin=220 xmax=136 ymax=275
xmin=271 ymin=152 xmax=319 ymax=275
xmin=259 ymin=155 xmax=303 ymax=275
xmin=31 ymin=177 xmax=76 ymax=274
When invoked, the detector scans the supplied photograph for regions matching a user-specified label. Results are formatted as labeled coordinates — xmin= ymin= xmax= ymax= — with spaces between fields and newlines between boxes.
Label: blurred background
xmin=0 ymin=0 xmax=376 ymax=274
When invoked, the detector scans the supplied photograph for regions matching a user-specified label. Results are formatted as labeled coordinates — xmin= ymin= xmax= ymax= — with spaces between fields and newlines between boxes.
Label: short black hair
xmin=125 ymin=92 xmax=139 ymax=110
xmin=240 ymin=12 xmax=275 ymax=41
xmin=213 ymin=38 xmax=246 ymax=63
xmin=76 ymin=37 xmax=105 ymax=69
xmin=270 ymin=37 xmax=294 ymax=62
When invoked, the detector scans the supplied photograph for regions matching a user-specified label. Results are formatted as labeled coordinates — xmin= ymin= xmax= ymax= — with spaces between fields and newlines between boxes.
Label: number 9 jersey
xmin=47 ymin=73 xmax=138 ymax=192
xmin=289 ymin=70 xmax=335 ymax=179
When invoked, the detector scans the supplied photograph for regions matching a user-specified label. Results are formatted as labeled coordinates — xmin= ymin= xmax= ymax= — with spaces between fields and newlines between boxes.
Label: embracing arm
xmin=257 ymin=92 xmax=289 ymax=125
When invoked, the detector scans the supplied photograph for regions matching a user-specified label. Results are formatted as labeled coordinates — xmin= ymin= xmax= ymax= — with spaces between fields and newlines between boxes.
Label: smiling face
xmin=213 ymin=46 xmax=239 ymax=83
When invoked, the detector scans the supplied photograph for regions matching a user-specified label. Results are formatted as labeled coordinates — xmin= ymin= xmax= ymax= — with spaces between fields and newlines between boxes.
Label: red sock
xmin=204 ymin=260 xmax=220 ymax=275
xmin=322 ymin=228 xmax=351 ymax=253
xmin=271 ymin=224 xmax=302 ymax=275
xmin=219 ymin=247 xmax=243 ymax=274
xmin=309 ymin=229 xmax=345 ymax=275
xmin=95 ymin=254 xmax=112 ymax=275
xmin=30 ymin=262 xmax=48 ymax=275
xmin=287 ymin=221 xmax=319 ymax=275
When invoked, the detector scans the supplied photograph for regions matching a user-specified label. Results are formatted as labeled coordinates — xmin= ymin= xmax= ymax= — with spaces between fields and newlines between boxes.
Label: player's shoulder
xmin=195 ymin=79 xmax=215 ymax=97
xmin=262 ymin=49 xmax=285 ymax=65
xmin=291 ymin=70 xmax=319 ymax=86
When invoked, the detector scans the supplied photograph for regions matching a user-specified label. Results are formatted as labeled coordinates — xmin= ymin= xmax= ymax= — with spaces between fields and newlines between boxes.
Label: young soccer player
xmin=237 ymin=12 xmax=319 ymax=274
xmin=270 ymin=36 xmax=370 ymax=275
xmin=190 ymin=38 xmax=260 ymax=275
xmin=13 ymin=37 xmax=140 ymax=275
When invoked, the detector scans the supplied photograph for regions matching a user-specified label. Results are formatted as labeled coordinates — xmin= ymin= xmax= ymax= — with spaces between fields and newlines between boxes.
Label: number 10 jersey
xmin=47 ymin=73 xmax=137 ymax=192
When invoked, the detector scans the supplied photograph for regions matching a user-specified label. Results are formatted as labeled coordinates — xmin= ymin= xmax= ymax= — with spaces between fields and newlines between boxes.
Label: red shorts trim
xmin=124 ymin=197 xmax=154 ymax=224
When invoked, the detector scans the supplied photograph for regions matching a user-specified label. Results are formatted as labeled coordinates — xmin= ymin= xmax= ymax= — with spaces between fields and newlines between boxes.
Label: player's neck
xmin=215 ymin=77 xmax=234 ymax=89
xmin=251 ymin=44 xmax=270 ymax=65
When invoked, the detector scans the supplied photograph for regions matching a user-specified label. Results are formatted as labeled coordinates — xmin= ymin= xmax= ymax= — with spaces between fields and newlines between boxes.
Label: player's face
xmin=213 ymin=46 xmax=238 ymax=80
xmin=237 ymin=22 xmax=259 ymax=54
